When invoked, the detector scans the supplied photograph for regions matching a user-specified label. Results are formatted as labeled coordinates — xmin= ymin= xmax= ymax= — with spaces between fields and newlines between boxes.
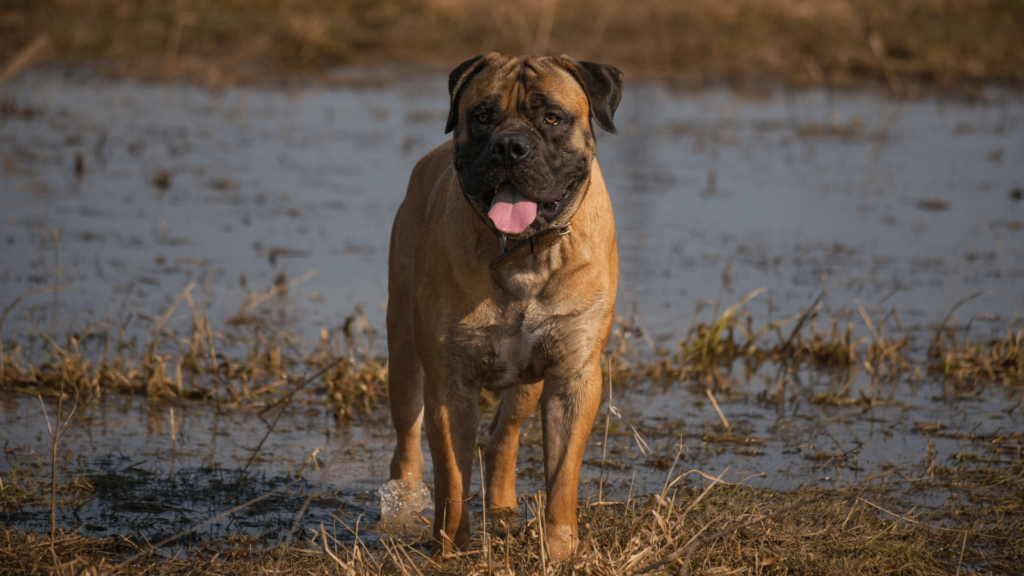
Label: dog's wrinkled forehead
xmin=465 ymin=56 xmax=588 ymax=119
xmin=446 ymin=54 xmax=595 ymax=135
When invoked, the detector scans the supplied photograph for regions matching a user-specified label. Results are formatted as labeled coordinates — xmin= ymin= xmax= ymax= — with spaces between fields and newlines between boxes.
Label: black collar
xmin=490 ymin=225 xmax=571 ymax=270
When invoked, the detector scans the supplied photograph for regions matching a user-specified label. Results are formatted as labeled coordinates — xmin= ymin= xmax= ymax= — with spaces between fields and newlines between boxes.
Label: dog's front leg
xmin=485 ymin=380 xmax=544 ymax=514
xmin=540 ymin=358 xmax=603 ymax=562
xmin=423 ymin=374 xmax=480 ymax=555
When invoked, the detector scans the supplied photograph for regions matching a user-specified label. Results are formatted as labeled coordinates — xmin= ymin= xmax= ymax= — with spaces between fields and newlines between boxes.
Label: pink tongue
xmin=488 ymin=185 xmax=537 ymax=235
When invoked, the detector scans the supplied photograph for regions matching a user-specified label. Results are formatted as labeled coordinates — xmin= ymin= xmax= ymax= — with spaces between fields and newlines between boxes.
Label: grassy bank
xmin=2 ymin=0 xmax=1023 ymax=90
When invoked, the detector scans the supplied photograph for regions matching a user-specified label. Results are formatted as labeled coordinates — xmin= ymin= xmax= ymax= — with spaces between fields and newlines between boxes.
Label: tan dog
xmin=387 ymin=53 xmax=622 ymax=561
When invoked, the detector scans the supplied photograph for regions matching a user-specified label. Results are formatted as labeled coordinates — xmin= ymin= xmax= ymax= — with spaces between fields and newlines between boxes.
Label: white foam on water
xmin=378 ymin=479 xmax=433 ymax=537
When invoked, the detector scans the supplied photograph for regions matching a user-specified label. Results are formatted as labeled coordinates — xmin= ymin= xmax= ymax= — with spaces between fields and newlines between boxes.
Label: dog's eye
xmin=477 ymin=113 xmax=490 ymax=124
xmin=544 ymin=114 xmax=560 ymax=125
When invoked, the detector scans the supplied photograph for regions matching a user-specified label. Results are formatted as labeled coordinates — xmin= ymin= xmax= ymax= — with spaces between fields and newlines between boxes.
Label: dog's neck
xmin=490 ymin=225 xmax=572 ymax=270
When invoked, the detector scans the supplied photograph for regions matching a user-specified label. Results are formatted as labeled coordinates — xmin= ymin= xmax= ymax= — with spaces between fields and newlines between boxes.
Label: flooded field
xmin=2 ymin=67 xmax=1022 ymax=340
xmin=1 ymin=65 xmax=1023 ymax=569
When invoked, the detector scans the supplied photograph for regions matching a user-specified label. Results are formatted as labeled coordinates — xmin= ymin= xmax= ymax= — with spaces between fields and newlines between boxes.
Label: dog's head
xmin=445 ymin=54 xmax=622 ymax=238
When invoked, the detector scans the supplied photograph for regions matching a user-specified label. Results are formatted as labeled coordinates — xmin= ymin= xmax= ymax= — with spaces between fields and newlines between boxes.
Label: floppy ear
xmin=445 ymin=53 xmax=497 ymax=134
xmin=555 ymin=57 xmax=623 ymax=135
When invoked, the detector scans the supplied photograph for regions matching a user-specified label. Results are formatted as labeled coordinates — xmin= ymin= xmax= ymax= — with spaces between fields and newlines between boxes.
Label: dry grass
xmin=1 ymin=0 xmax=1022 ymax=90
xmin=933 ymin=329 xmax=1024 ymax=389
xmin=2 ymin=284 xmax=1021 ymax=417
xmin=2 ymin=458 xmax=1022 ymax=575
xmin=606 ymin=287 xmax=1019 ymax=407
xmin=1 ymin=283 xmax=388 ymax=422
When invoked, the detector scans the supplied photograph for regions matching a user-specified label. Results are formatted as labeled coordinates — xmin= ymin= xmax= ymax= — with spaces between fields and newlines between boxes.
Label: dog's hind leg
xmin=484 ymin=380 xmax=543 ymax=514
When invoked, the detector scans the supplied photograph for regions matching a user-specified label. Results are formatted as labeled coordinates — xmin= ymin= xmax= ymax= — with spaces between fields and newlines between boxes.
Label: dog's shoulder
xmin=405 ymin=141 xmax=455 ymax=201
xmin=394 ymin=141 xmax=456 ymax=242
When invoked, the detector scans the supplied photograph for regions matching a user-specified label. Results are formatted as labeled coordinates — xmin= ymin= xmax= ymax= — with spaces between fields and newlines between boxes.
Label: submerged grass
xmin=933 ymin=329 xmax=1024 ymax=389
xmin=2 ymin=285 xmax=1021 ymax=416
xmin=1 ymin=283 xmax=389 ymax=420
xmin=607 ymin=287 xmax=1020 ymax=404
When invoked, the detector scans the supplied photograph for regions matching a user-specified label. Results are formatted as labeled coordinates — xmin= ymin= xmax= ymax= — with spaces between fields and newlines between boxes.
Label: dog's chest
xmin=446 ymin=299 xmax=575 ymax=391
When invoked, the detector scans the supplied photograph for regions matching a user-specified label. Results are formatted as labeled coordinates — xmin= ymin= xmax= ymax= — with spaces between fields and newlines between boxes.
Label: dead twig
xmin=0 ymin=34 xmax=50 ymax=86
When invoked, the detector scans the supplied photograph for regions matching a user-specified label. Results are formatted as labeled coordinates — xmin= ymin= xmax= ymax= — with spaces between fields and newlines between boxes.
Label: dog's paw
xmin=545 ymin=523 xmax=577 ymax=562
xmin=377 ymin=478 xmax=433 ymax=538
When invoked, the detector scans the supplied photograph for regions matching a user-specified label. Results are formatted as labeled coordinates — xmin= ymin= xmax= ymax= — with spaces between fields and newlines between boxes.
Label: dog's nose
xmin=489 ymin=133 xmax=531 ymax=165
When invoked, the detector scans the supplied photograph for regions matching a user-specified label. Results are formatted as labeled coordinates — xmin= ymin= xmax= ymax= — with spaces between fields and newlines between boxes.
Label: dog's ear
xmin=555 ymin=57 xmax=623 ymax=135
xmin=445 ymin=54 xmax=497 ymax=134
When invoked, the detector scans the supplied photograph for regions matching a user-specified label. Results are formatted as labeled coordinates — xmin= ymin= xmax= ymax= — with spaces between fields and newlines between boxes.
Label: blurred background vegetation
xmin=2 ymin=0 xmax=1023 ymax=89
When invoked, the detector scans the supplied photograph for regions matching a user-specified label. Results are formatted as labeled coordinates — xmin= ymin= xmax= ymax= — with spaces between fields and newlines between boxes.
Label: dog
xmin=386 ymin=53 xmax=622 ymax=561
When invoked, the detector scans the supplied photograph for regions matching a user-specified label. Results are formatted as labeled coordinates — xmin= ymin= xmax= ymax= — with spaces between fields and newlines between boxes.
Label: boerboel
xmin=387 ymin=53 xmax=622 ymax=561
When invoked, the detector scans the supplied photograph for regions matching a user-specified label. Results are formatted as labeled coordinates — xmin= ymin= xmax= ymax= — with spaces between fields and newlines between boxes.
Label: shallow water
xmin=1 ymin=66 xmax=1023 ymax=547
xmin=1 ymin=392 xmax=393 ymax=548
xmin=2 ymin=367 xmax=1020 ymax=549
xmin=2 ymin=67 xmax=1022 ymax=341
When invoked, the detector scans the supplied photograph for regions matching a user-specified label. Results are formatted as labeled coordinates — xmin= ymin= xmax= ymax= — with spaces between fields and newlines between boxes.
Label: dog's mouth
xmin=474 ymin=181 xmax=573 ymax=235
